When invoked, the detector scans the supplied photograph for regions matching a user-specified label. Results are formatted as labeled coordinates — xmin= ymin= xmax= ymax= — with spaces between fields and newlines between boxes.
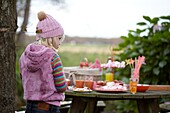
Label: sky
xmin=18 ymin=0 xmax=170 ymax=38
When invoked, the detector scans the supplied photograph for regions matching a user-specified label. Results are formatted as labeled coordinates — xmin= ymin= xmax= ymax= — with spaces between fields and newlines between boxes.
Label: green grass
xmin=59 ymin=43 xmax=111 ymax=66
xmin=59 ymin=51 xmax=110 ymax=66
xmin=16 ymin=43 xmax=111 ymax=67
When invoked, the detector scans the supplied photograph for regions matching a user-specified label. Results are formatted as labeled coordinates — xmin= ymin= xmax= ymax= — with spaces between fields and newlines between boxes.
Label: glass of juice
xmin=105 ymin=73 xmax=114 ymax=82
xmin=85 ymin=80 xmax=94 ymax=89
xmin=129 ymin=78 xmax=138 ymax=94
xmin=76 ymin=80 xmax=84 ymax=88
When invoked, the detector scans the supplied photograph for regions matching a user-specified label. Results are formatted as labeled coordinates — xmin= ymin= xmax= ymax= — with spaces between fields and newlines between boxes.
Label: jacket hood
xmin=23 ymin=43 xmax=55 ymax=72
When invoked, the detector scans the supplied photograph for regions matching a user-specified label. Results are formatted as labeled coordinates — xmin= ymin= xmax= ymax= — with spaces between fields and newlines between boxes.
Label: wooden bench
xmin=159 ymin=102 xmax=170 ymax=113
xmin=60 ymin=100 xmax=106 ymax=113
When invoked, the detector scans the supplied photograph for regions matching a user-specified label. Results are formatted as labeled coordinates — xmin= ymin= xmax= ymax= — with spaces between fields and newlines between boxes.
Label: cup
xmin=66 ymin=79 xmax=71 ymax=86
xmin=85 ymin=80 xmax=94 ymax=89
xmin=76 ymin=80 xmax=84 ymax=88
xmin=129 ymin=78 xmax=138 ymax=94
xmin=105 ymin=73 xmax=114 ymax=82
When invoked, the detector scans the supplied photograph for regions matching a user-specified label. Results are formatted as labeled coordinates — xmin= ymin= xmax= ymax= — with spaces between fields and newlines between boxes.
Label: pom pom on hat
xmin=36 ymin=11 xmax=64 ymax=40
xmin=38 ymin=11 xmax=47 ymax=21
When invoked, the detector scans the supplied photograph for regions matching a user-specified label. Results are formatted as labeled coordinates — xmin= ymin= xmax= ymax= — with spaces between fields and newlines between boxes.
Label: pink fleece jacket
xmin=19 ymin=43 xmax=65 ymax=106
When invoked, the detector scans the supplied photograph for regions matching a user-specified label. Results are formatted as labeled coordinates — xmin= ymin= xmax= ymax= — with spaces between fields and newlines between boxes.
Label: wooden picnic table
xmin=65 ymin=90 xmax=170 ymax=113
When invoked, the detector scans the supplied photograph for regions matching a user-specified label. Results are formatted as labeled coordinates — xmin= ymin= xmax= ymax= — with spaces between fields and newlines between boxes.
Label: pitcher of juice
xmin=105 ymin=72 xmax=114 ymax=82
xmin=105 ymin=64 xmax=114 ymax=82
xmin=104 ymin=57 xmax=114 ymax=82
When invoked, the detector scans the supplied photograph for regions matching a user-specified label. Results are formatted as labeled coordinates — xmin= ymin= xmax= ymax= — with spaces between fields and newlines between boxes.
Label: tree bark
xmin=0 ymin=0 xmax=17 ymax=113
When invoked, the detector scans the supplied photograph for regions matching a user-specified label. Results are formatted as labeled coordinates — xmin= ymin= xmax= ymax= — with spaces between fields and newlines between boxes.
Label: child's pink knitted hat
xmin=36 ymin=11 xmax=64 ymax=40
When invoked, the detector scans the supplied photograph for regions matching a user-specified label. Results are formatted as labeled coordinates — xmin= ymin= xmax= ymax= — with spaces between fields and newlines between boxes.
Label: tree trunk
xmin=0 ymin=0 xmax=17 ymax=113
xmin=16 ymin=0 xmax=31 ymax=45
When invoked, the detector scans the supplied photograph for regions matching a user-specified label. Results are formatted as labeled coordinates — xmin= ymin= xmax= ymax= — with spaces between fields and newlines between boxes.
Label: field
xmin=60 ymin=43 xmax=111 ymax=54
xmin=59 ymin=43 xmax=112 ymax=66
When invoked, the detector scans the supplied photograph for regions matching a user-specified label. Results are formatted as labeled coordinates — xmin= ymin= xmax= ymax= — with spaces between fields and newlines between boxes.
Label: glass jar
xmin=105 ymin=67 xmax=114 ymax=82
xmin=129 ymin=78 xmax=138 ymax=94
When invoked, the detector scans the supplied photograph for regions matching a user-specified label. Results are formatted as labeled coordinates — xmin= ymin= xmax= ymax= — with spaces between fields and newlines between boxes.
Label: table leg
xmin=68 ymin=97 xmax=87 ymax=113
xmin=84 ymin=98 xmax=97 ymax=113
xmin=137 ymin=99 xmax=160 ymax=113
xmin=68 ymin=97 xmax=97 ymax=113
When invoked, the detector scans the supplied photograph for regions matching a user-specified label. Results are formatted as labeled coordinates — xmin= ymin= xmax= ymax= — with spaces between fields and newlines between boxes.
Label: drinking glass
xmin=76 ymin=80 xmax=84 ymax=88
xmin=129 ymin=78 xmax=138 ymax=94
xmin=105 ymin=73 xmax=114 ymax=82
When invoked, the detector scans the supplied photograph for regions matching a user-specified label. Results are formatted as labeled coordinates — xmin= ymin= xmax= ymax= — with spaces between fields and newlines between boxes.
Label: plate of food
xmin=72 ymin=87 xmax=92 ymax=93
xmin=94 ymin=86 xmax=128 ymax=93
xmin=94 ymin=80 xmax=128 ymax=93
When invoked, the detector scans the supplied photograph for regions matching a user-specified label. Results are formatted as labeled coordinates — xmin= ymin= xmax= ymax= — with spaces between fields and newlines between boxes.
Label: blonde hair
xmin=37 ymin=37 xmax=58 ymax=52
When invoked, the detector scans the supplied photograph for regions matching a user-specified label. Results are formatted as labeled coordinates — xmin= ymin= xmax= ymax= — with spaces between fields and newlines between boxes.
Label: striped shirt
xmin=51 ymin=54 xmax=67 ymax=93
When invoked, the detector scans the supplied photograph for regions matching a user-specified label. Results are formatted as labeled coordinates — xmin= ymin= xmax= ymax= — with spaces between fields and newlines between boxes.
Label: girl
xmin=19 ymin=11 xmax=67 ymax=113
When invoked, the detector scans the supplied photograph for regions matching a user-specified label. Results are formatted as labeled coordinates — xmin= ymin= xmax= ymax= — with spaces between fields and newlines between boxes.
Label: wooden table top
xmin=65 ymin=90 xmax=170 ymax=99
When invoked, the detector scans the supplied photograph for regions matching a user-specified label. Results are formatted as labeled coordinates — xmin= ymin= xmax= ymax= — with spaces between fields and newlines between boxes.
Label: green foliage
xmin=110 ymin=15 xmax=170 ymax=113
xmin=114 ymin=15 xmax=170 ymax=85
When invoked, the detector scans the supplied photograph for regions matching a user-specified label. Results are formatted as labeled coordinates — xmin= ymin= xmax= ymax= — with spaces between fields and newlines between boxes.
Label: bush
xmin=114 ymin=15 xmax=170 ymax=85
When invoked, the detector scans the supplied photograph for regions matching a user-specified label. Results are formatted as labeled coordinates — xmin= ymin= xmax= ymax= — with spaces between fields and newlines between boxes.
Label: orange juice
xmin=67 ymin=80 xmax=71 ymax=86
xmin=76 ymin=80 xmax=84 ymax=88
xmin=85 ymin=80 xmax=94 ymax=89
xmin=105 ymin=73 xmax=114 ymax=82
xmin=129 ymin=78 xmax=137 ymax=94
